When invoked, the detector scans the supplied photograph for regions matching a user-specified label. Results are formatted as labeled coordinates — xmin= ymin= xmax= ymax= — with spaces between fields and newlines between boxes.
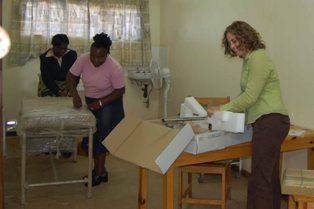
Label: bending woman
xmin=67 ymin=33 xmax=125 ymax=186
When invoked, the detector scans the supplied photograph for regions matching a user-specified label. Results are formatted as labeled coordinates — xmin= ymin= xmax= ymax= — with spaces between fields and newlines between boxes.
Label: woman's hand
xmin=87 ymin=100 xmax=102 ymax=111
xmin=58 ymin=89 xmax=68 ymax=97
xmin=207 ymin=105 xmax=220 ymax=117
xmin=72 ymin=95 xmax=82 ymax=108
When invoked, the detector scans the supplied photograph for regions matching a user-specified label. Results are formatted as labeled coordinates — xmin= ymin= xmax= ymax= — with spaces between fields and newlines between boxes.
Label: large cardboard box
xmin=281 ymin=168 xmax=314 ymax=196
xmin=184 ymin=125 xmax=252 ymax=155
xmin=103 ymin=113 xmax=195 ymax=174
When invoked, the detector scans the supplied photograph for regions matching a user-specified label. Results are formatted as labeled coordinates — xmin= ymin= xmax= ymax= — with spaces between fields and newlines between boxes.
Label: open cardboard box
xmin=103 ymin=113 xmax=195 ymax=174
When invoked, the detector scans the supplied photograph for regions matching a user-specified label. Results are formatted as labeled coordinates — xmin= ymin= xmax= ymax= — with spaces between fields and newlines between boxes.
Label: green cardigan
xmin=221 ymin=49 xmax=289 ymax=124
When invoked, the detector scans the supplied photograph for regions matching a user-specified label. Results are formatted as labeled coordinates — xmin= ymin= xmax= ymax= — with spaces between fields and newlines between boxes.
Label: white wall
xmin=273 ymin=0 xmax=314 ymax=129
xmin=160 ymin=0 xmax=275 ymax=116
xmin=272 ymin=0 xmax=314 ymax=170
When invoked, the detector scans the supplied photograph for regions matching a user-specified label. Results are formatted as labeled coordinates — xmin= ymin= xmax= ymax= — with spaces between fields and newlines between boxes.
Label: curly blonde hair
xmin=222 ymin=21 xmax=265 ymax=57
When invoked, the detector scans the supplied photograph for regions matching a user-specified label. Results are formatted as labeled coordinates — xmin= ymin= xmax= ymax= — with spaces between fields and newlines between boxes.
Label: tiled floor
xmin=3 ymin=136 xmax=287 ymax=209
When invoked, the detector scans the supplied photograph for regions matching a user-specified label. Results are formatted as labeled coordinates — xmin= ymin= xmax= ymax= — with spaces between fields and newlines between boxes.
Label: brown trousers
xmin=247 ymin=113 xmax=290 ymax=209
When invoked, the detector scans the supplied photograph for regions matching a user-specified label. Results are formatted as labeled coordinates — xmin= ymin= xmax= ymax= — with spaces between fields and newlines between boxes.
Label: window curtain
xmin=9 ymin=0 xmax=151 ymax=67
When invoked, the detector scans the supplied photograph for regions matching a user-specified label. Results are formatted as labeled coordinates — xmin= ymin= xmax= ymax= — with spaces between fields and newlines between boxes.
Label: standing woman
xmin=207 ymin=21 xmax=290 ymax=209
xmin=67 ymin=33 xmax=125 ymax=186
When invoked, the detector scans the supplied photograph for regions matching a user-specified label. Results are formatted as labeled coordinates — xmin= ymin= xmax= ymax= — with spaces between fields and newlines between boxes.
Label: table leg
xmin=308 ymin=147 xmax=314 ymax=169
xmin=288 ymin=195 xmax=295 ymax=209
xmin=87 ymin=128 xmax=93 ymax=198
xmin=21 ymin=133 xmax=26 ymax=205
xmin=163 ymin=167 xmax=174 ymax=209
xmin=299 ymin=201 xmax=306 ymax=209
xmin=138 ymin=167 xmax=148 ymax=209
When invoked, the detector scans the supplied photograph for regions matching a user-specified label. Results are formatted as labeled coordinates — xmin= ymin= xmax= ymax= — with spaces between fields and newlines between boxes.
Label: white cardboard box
xmin=184 ymin=125 xmax=253 ymax=155
xmin=104 ymin=113 xmax=195 ymax=174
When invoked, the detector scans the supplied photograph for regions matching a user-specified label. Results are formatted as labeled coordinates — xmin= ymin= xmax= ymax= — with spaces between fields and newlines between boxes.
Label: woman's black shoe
xmin=91 ymin=174 xmax=108 ymax=186
xmin=83 ymin=170 xmax=108 ymax=187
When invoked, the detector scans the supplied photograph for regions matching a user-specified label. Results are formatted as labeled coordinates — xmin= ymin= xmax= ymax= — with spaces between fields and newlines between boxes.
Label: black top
xmin=39 ymin=49 xmax=77 ymax=95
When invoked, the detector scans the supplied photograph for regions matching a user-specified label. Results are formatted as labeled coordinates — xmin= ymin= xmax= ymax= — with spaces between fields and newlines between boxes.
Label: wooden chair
xmin=194 ymin=96 xmax=231 ymax=108
xmin=178 ymin=96 xmax=232 ymax=209
xmin=196 ymin=96 xmax=242 ymax=177
xmin=288 ymin=195 xmax=314 ymax=209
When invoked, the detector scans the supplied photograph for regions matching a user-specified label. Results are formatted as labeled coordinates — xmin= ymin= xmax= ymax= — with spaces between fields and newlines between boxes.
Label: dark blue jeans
xmin=85 ymin=96 xmax=124 ymax=156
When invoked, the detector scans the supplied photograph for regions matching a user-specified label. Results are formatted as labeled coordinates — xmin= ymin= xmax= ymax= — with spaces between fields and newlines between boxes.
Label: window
xmin=10 ymin=0 xmax=151 ymax=67
xmin=20 ymin=1 xmax=142 ymax=41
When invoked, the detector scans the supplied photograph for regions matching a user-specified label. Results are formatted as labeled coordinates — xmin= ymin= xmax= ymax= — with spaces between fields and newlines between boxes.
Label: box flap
xmin=104 ymin=112 xmax=142 ymax=153
xmin=155 ymin=124 xmax=194 ymax=173
xmin=104 ymin=113 xmax=194 ymax=174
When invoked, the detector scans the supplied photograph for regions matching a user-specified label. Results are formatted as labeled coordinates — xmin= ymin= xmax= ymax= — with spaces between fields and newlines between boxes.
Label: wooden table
xmin=138 ymin=127 xmax=314 ymax=209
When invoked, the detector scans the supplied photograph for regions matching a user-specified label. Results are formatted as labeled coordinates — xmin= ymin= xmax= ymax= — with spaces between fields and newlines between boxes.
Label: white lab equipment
xmin=208 ymin=111 xmax=245 ymax=133
xmin=179 ymin=96 xmax=207 ymax=118
xmin=166 ymin=96 xmax=247 ymax=178
xmin=176 ymin=97 xmax=246 ymax=179
xmin=179 ymin=96 xmax=245 ymax=133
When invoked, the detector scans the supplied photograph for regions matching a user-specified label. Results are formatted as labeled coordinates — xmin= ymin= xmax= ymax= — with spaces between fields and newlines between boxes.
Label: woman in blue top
xmin=38 ymin=34 xmax=78 ymax=158
xmin=38 ymin=34 xmax=77 ymax=97
xmin=207 ymin=21 xmax=290 ymax=209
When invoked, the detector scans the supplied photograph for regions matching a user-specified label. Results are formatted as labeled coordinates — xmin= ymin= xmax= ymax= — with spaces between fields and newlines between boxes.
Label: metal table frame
xmin=20 ymin=128 xmax=94 ymax=205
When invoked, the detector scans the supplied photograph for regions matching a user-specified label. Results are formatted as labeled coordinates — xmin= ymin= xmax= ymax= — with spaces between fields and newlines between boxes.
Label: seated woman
xmin=38 ymin=34 xmax=77 ymax=97
xmin=38 ymin=34 xmax=78 ymax=158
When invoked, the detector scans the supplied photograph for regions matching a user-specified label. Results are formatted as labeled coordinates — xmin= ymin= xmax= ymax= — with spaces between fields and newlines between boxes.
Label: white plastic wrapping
xmin=26 ymin=136 xmax=77 ymax=153
xmin=17 ymin=97 xmax=96 ymax=135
